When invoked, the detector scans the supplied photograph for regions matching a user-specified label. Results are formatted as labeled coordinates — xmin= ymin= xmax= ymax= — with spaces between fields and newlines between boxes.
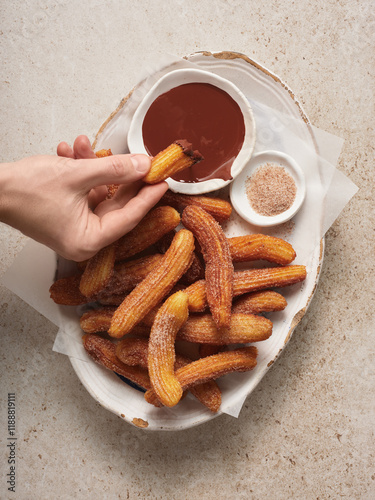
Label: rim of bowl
xmin=127 ymin=68 xmax=256 ymax=194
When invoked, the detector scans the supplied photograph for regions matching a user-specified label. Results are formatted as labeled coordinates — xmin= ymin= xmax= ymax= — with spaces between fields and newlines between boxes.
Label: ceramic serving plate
xmin=65 ymin=51 xmax=324 ymax=431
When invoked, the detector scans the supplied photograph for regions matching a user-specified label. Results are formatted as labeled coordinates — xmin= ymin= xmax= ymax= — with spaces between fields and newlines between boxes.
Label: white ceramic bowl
xmin=230 ymin=150 xmax=306 ymax=227
xmin=127 ymin=68 xmax=256 ymax=194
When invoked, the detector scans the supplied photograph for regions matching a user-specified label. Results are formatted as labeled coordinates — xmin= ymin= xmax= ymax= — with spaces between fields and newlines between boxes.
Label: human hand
xmin=0 ymin=139 xmax=168 ymax=261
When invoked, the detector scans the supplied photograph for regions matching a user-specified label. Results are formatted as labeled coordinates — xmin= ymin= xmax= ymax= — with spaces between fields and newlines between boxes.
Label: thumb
xmin=70 ymin=154 xmax=151 ymax=191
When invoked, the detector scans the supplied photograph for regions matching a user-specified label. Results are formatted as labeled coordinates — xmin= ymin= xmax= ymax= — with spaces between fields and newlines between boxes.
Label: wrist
xmin=0 ymin=161 xmax=19 ymax=224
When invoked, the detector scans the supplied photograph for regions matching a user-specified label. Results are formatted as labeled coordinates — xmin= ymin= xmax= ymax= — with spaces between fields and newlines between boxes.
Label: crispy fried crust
xmin=80 ymin=307 xmax=116 ymax=334
xmin=156 ymin=230 xmax=205 ymax=285
xmin=115 ymin=206 xmax=181 ymax=261
xmin=161 ymin=190 xmax=232 ymax=222
xmin=177 ymin=313 xmax=273 ymax=344
xmin=182 ymin=206 xmax=233 ymax=329
xmin=232 ymin=290 xmax=287 ymax=314
xmin=108 ymin=229 xmax=195 ymax=338
xmin=82 ymin=334 xmax=151 ymax=390
xmin=228 ymin=234 xmax=296 ymax=265
xmin=79 ymin=243 xmax=117 ymax=298
xmin=98 ymin=254 xmax=164 ymax=297
xmin=49 ymin=275 xmax=88 ymax=306
xmin=116 ymin=337 xmax=222 ymax=412
xmin=147 ymin=291 xmax=188 ymax=407
xmin=144 ymin=347 xmax=257 ymax=406
xmin=233 ymin=265 xmax=307 ymax=295
xmin=184 ymin=266 xmax=306 ymax=312
xmin=144 ymin=141 xmax=203 ymax=184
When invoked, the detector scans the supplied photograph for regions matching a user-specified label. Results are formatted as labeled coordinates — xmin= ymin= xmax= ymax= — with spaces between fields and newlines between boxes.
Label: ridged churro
xmin=161 ymin=190 xmax=232 ymax=222
xmin=147 ymin=291 xmax=188 ymax=407
xmin=232 ymin=290 xmax=287 ymax=314
xmin=182 ymin=206 xmax=233 ymax=329
xmin=144 ymin=140 xmax=203 ymax=184
xmin=80 ymin=307 xmax=116 ymax=334
xmin=178 ymin=313 xmax=273 ymax=344
xmin=145 ymin=347 xmax=258 ymax=407
xmin=49 ymin=275 xmax=88 ymax=306
xmin=82 ymin=334 xmax=151 ymax=390
xmin=108 ymin=229 xmax=195 ymax=338
xmin=184 ymin=266 xmax=306 ymax=312
xmin=79 ymin=243 xmax=117 ymax=298
xmin=100 ymin=254 xmax=164 ymax=296
xmin=116 ymin=337 xmax=222 ymax=412
xmin=228 ymin=234 xmax=296 ymax=265
xmin=156 ymin=230 xmax=205 ymax=285
xmin=115 ymin=205 xmax=181 ymax=261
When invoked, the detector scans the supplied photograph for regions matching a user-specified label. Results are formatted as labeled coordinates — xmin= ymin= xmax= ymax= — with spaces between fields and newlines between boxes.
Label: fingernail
xmin=131 ymin=154 xmax=151 ymax=174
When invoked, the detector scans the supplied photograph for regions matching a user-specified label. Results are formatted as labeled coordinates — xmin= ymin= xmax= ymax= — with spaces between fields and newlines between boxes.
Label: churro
xmin=182 ymin=206 xmax=233 ymax=329
xmin=156 ymin=230 xmax=205 ymax=285
xmin=144 ymin=140 xmax=203 ymax=184
xmin=80 ymin=307 xmax=116 ymax=334
xmin=79 ymin=243 xmax=117 ymax=298
xmin=116 ymin=337 xmax=222 ymax=412
xmin=115 ymin=206 xmax=180 ymax=261
xmin=228 ymin=234 xmax=296 ymax=265
xmin=100 ymin=253 xmax=164 ymax=296
xmin=108 ymin=229 xmax=195 ymax=338
xmin=49 ymin=275 xmax=88 ymax=306
xmin=161 ymin=190 xmax=232 ymax=222
xmin=145 ymin=347 xmax=258 ymax=407
xmin=184 ymin=265 xmax=306 ymax=312
xmin=82 ymin=334 xmax=151 ymax=390
xmin=232 ymin=290 xmax=287 ymax=314
xmin=147 ymin=291 xmax=188 ymax=407
xmin=178 ymin=313 xmax=273 ymax=344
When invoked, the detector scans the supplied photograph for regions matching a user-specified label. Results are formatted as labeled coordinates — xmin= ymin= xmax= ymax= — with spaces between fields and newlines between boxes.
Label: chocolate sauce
xmin=142 ymin=82 xmax=245 ymax=183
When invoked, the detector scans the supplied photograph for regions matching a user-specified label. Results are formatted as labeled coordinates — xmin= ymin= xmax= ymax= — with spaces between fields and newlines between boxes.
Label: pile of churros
xmin=49 ymin=142 xmax=307 ymax=413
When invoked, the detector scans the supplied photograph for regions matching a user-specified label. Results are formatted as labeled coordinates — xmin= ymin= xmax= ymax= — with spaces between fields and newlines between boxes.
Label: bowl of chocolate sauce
xmin=127 ymin=68 xmax=256 ymax=194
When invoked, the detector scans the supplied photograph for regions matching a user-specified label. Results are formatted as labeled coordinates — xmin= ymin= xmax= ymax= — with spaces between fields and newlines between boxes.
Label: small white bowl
xmin=230 ymin=150 xmax=306 ymax=227
xmin=127 ymin=68 xmax=256 ymax=194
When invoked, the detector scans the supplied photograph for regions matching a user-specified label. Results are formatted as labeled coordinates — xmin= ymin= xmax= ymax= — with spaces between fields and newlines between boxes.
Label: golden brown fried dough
xmin=80 ymin=307 xmax=116 ymax=334
xmin=184 ymin=265 xmax=306 ymax=312
xmin=182 ymin=206 xmax=233 ymax=329
xmin=116 ymin=337 xmax=222 ymax=412
xmin=115 ymin=206 xmax=181 ymax=261
xmin=145 ymin=346 xmax=257 ymax=407
xmin=161 ymin=190 xmax=232 ymax=222
xmin=100 ymin=254 xmax=164 ymax=296
xmin=144 ymin=140 xmax=203 ymax=184
xmin=156 ymin=230 xmax=205 ymax=285
xmin=178 ymin=313 xmax=272 ymax=344
xmin=79 ymin=243 xmax=117 ymax=298
xmin=232 ymin=290 xmax=287 ymax=314
xmin=228 ymin=234 xmax=296 ymax=265
xmin=49 ymin=275 xmax=88 ymax=306
xmin=82 ymin=334 xmax=151 ymax=390
xmin=108 ymin=229 xmax=195 ymax=338
xmin=147 ymin=291 xmax=188 ymax=407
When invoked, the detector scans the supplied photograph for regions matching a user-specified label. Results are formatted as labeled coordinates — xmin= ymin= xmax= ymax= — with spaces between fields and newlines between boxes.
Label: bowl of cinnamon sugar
xmin=230 ymin=150 xmax=306 ymax=227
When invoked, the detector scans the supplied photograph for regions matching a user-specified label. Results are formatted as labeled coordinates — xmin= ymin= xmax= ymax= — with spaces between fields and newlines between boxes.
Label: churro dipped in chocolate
xmin=144 ymin=140 xmax=203 ymax=184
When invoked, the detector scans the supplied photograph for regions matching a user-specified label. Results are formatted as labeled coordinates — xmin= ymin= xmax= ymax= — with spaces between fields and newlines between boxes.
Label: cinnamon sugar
xmin=246 ymin=163 xmax=297 ymax=216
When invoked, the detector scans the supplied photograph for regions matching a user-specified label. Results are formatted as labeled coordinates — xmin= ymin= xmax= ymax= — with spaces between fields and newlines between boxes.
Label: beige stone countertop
xmin=0 ymin=1 xmax=373 ymax=499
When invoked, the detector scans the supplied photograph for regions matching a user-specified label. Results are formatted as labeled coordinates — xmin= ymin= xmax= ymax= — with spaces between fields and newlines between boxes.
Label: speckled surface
xmin=0 ymin=1 xmax=374 ymax=499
